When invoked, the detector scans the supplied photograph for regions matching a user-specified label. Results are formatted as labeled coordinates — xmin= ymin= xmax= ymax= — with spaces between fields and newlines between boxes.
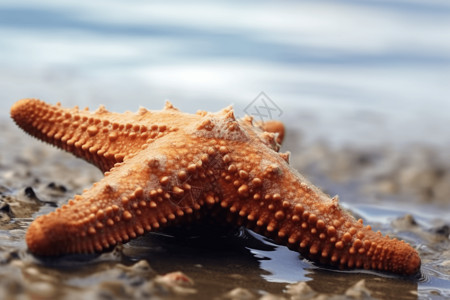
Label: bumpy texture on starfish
xmin=11 ymin=99 xmax=420 ymax=275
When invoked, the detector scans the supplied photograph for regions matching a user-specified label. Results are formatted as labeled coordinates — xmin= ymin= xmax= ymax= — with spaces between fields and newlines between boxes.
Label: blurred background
xmin=0 ymin=0 xmax=449 ymax=149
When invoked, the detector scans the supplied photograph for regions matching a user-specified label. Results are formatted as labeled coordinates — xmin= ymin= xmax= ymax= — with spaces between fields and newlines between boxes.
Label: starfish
xmin=10 ymin=99 xmax=420 ymax=275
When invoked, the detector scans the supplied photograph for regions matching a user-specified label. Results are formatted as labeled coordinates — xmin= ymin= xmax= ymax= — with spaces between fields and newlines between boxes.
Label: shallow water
xmin=1 ymin=117 xmax=449 ymax=299
xmin=0 ymin=0 xmax=449 ymax=299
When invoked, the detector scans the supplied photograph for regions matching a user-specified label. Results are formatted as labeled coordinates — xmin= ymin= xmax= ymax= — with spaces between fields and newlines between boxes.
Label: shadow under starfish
xmin=10 ymin=99 xmax=420 ymax=275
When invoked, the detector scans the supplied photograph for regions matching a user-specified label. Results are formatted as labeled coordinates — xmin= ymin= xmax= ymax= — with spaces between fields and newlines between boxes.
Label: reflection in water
xmin=123 ymin=224 xmax=288 ymax=297
xmin=122 ymin=224 xmax=420 ymax=299
xmin=244 ymin=229 xmax=312 ymax=283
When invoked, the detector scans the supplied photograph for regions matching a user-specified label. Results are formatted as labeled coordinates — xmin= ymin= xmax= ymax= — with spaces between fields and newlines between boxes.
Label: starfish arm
xmin=10 ymin=99 xmax=179 ymax=172
xmin=216 ymin=139 xmax=421 ymax=275
xmin=255 ymin=120 xmax=285 ymax=145
xmin=25 ymin=132 xmax=225 ymax=256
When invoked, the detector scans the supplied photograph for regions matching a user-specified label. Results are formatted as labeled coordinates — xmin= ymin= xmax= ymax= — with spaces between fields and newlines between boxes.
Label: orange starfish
xmin=10 ymin=99 xmax=420 ymax=275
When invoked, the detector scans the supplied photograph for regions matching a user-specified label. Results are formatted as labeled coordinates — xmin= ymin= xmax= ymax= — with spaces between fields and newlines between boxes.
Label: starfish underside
xmin=10 ymin=99 xmax=421 ymax=275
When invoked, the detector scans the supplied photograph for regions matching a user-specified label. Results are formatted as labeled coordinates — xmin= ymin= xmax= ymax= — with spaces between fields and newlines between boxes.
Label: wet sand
xmin=0 ymin=117 xmax=449 ymax=299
